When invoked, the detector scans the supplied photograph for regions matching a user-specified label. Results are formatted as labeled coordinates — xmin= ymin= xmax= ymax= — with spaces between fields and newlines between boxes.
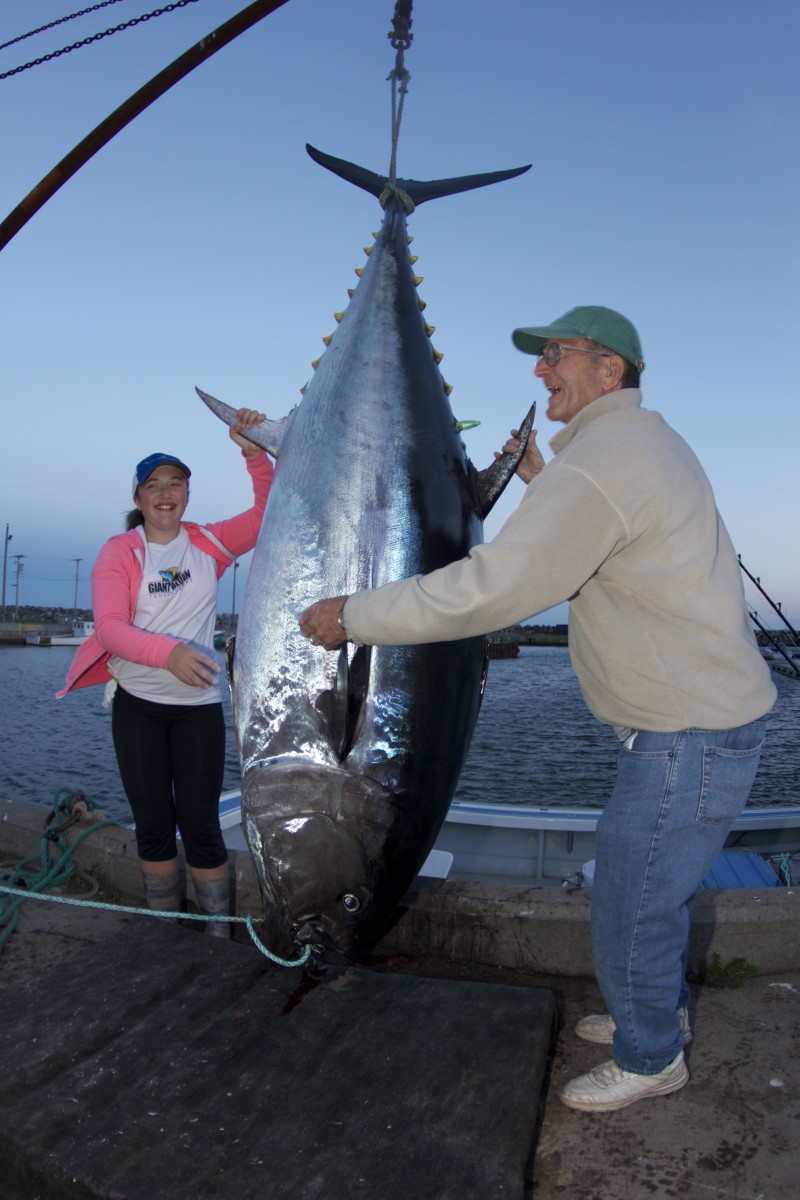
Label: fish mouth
xmin=289 ymin=900 xmax=387 ymax=963
xmin=291 ymin=917 xmax=356 ymax=964
xmin=292 ymin=916 xmax=333 ymax=946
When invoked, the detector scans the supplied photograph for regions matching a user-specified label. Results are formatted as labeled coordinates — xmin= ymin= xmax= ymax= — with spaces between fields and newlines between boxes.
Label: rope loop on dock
xmin=0 ymin=787 xmax=121 ymax=950
xmin=0 ymin=787 xmax=319 ymax=967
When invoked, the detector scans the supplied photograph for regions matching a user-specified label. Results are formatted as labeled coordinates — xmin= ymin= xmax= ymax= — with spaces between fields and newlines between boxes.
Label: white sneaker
xmin=559 ymin=1051 xmax=689 ymax=1112
xmin=575 ymin=1006 xmax=692 ymax=1045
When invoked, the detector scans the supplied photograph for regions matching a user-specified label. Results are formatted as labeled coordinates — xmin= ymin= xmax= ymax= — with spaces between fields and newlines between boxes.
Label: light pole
xmin=72 ymin=558 xmax=82 ymax=624
xmin=12 ymin=555 xmax=24 ymax=622
xmin=1 ymin=524 xmax=11 ymax=622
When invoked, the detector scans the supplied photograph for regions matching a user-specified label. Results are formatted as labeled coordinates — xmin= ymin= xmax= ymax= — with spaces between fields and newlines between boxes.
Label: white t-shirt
xmin=109 ymin=527 xmax=221 ymax=705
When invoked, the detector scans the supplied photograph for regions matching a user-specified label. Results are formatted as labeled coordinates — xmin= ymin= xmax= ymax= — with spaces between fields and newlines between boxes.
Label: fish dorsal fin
xmin=195 ymin=387 xmax=296 ymax=458
xmin=474 ymin=401 xmax=536 ymax=519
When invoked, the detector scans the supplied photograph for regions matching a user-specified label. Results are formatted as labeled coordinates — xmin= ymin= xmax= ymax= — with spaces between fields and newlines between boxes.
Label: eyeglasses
xmin=538 ymin=343 xmax=613 ymax=367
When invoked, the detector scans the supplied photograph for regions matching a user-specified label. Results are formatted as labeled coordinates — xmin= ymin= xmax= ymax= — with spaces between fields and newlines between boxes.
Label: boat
xmin=215 ymin=790 xmax=800 ymax=888
xmin=486 ymin=640 xmax=520 ymax=660
xmin=25 ymin=620 xmax=95 ymax=647
xmin=760 ymin=641 xmax=800 ymax=680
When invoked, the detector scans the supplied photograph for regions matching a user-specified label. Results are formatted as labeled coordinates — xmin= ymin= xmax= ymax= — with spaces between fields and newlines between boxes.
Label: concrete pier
xmin=2 ymin=795 xmax=799 ymax=1199
xmin=2 ymin=797 xmax=797 ymax=978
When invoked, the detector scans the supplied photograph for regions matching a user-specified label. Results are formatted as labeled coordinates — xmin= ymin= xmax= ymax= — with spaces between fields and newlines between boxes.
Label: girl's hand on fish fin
xmin=167 ymin=643 xmax=220 ymax=688
xmin=298 ymin=596 xmax=350 ymax=651
xmin=494 ymin=428 xmax=545 ymax=484
xmin=230 ymin=408 xmax=267 ymax=456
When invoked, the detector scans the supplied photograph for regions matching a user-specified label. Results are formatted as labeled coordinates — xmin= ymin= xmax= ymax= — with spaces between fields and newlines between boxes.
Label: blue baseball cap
xmin=132 ymin=452 xmax=191 ymax=494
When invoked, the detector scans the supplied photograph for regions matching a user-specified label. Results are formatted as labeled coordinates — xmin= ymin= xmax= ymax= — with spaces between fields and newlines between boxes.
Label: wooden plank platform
xmin=0 ymin=921 xmax=555 ymax=1199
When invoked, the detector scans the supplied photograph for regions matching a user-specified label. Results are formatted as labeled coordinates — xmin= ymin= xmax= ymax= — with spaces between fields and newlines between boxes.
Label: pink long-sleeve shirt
xmin=57 ymin=451 xmax=273 ymax=697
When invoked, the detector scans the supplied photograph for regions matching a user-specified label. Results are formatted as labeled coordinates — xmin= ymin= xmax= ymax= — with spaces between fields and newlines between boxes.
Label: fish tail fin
xmin=306 ymin=144 xmax=530 ymax=207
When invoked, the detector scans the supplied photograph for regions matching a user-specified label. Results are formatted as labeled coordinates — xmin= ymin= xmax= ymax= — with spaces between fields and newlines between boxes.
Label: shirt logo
xmin=149 ymin=567 xmax=192 ymax=594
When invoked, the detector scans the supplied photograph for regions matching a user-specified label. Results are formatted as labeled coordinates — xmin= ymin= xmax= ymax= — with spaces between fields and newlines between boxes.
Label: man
xmin=298 ymin=306 xmax=776 ymax=1113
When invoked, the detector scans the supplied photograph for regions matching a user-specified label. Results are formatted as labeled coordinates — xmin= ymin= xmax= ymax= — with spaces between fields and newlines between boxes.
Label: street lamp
xmin=12 ymin=554 xmax=24 ymax=622
xmin=1 ymin=525 xmax=11 ymax=622
xmin=72 ymin=558 xmax=82 ymax=624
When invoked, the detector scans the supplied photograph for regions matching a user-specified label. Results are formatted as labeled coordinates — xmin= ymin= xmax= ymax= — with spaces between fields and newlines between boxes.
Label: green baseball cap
xmin=512 ymin=306 xmax=645 ymax=370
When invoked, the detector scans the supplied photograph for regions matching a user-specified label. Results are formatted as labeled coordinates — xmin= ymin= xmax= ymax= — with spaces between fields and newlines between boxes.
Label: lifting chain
xmin=0 ymin=0 xmax=201 ymax=80
xmin=0 ymin=1 xmax=129 ymax=55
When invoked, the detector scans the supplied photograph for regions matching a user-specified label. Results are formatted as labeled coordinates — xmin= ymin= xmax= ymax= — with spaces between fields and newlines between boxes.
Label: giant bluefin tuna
xmin=199 ymin=144 xmax=532 ymax=960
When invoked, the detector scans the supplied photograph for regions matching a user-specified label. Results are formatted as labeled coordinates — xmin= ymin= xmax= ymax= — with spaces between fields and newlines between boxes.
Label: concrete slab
xmin=0 ymin=922 xmax=556 ymax=1200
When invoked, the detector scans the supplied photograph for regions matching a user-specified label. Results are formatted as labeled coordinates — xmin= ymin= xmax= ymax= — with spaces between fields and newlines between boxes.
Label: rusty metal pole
xmin=0 ymin=0 xmax=291 ymax=253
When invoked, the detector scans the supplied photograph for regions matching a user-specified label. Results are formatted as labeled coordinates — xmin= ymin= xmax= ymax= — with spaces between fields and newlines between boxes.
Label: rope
xmin=379 ymin=0 xmax=415 ymax=212
xmin=0 ymin=787 xmax=121 ymax=950
xmin=0 ymin=883 xmax=318 ymax=968
xmin=769 ymin=852 xmax=799 ymax=887
xmin=0 ymin=786 xmax=319 ymax=968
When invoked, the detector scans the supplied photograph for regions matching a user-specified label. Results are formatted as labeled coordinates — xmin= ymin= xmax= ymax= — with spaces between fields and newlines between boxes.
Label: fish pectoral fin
xmin=474 ymin=401 xmax=536 ymax=519
xmin=225 ymin=636 xmax=235 ymax=688
xmin=195 ymin=387 xmax=296 ymax=458
xmin=314 ymin=643 xmax=372 ymax=762
xmin=342 ymin=644 xmax=371 ymax=759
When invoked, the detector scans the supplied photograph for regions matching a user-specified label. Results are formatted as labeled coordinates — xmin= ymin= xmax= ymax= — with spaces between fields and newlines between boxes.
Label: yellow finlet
xmin=334 ymin=312 xmax=344 ymax=323
xmin=418 ymin=298 xmax=427 ymax=311
xmin=432 ymin=348 xmax=444 ymax=364
xmin=347 ymin=288 xmax=355 ymax=298
xmin=406 ymin=235 xmax=414 ymax=244
xmin=424 ymin=323 xmax=435 ymax=337
xmin=311 ymin=358 xmax=321 ymax=370
xmin=443 ymin=381 xmax=453 ymax=395
xmin=412 ymin=275 xmax=423 ymax=286
xmin=355 ymin=268 xmax=364 ymax=277
xmin=409 ymin=255 xmax=419 ymax=264
xmin=363 ymin=246 xmax=372 ymax=256
xmin=322 ymin=333 xmax=334 ymax=346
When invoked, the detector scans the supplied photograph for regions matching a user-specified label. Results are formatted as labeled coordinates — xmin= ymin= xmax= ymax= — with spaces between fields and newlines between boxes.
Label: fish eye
xmin=340 ymin=893 xmax=362 ymax=913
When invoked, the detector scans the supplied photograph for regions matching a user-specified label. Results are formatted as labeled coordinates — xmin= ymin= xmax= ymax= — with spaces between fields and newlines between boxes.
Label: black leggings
xmin=111 ymin=687 xmax=227 ymax=869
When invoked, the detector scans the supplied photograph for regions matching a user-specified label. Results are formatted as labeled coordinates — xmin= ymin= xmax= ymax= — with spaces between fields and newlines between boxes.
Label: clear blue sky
xmin=2 ymin=0 xmax=798 ymax=627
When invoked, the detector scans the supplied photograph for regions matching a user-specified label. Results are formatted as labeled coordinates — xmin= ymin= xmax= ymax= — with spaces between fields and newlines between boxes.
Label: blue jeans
xmin=591 ymin=718 xmax=768 ymax=1075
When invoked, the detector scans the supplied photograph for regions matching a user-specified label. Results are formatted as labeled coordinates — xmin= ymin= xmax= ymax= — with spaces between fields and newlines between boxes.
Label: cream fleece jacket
xmin=343 ymin=389 xmax=776 ymax=733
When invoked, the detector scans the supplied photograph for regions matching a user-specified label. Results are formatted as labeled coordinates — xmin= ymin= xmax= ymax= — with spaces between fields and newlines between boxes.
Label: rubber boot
xmin=193 ymin=874 xmax=231 ymax=939
xmin=140 ymin=869 xmax=181 ymax=913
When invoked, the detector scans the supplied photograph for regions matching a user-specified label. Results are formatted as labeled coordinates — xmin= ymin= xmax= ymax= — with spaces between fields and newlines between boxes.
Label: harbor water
xmin=0 ymin=644 xmax=797 ymax=826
